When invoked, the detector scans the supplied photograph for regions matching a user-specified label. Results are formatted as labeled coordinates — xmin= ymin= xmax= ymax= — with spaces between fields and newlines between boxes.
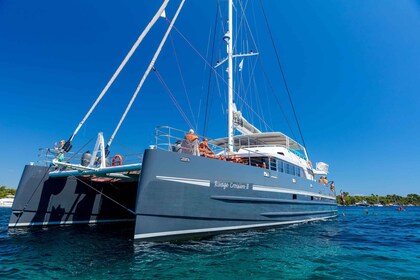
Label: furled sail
xmin=232 ymin=103 xmax=261 ymax=135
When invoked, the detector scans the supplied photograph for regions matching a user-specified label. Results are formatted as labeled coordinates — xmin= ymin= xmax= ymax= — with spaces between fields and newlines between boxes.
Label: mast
xmin=215 ymin=0 xmax=259 ymax=148
xmin=227 ymin=0 xmax=234 ymax=152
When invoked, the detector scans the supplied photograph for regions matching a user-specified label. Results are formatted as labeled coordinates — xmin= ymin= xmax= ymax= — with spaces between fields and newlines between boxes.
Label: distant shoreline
xmin=0 ymin=186 xmax=16 ymax=199
xmin=336 ymin=193 xmax=419 ymax=206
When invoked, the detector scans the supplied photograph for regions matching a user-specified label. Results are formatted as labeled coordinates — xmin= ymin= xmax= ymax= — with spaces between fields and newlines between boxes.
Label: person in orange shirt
xmin=185 ymin=129 xmax=199 ymax=156
xmin=186 ymin=129 xmax=198 ymax=142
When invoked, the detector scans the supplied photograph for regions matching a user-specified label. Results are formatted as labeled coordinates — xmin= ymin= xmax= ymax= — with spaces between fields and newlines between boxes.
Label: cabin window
xmin=293 ymin=194 xmax=297 ymax=200
xmin=311 ymin=196 xmax=314 ymax=200
xmin=290 ymin=165 xmax=296 ymax=176
xmin=296 ymin=168 xmax=301 ymax=177
xmin=270 ymin=158 xmax=277 ymax=171
xmin=277 ymin=160 xmax=284 ymax=173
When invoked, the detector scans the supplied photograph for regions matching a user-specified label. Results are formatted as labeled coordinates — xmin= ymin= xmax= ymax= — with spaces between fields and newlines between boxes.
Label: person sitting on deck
xmin=199 ymin=138 xmax=215 ymax=158
xmin=319 ymin=176 xmax=324 ymax=184
xmin=323 ymin=176 xmax=328 ymax=186
xmin=172 ymin=140 xmax=182 ymax=153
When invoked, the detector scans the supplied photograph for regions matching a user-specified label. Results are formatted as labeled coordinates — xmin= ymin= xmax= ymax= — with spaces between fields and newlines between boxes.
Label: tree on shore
xmin=336 ymin=193 xmax=419 ymax=206
xmin=0 ymin=186 xmax=16 ymax=199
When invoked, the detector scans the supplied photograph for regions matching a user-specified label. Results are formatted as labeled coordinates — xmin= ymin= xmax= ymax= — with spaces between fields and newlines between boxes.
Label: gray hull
xmin=9 ymin=165 xmax=138 ymax=227
xmin=134 ymin=149 xmax=337 ymax=241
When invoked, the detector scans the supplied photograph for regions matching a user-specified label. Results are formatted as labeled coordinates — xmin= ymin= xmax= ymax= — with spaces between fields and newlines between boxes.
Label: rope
xmin=236 ymin=0 xmax=258 ymax=52
xmin=168 ymin=32 xmax=197 ymax=130
xmin=203 ymin=0 xmax=220 ymax=136
xmin=259 ymin=0 xmax=309 ymax=156
xmin=171 ymin=24 xmax=273 ymax=132
xmin=72 ymin=176 xmax=136 ymax=215
xmin=153 ymin=68 xmax=194 ymax=129
xmin=258 ymin=59 xmax=298 ymax=141
xmin=12 ymin=165 xmax=52 ymax=226
xmin=66 ymin=0 xmax=170 ymax=147
xmin=65 ymin=135 xmax=97 ymax=163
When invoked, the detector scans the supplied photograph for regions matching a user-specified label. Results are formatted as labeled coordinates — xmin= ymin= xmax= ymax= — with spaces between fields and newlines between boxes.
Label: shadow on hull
xmin=9 ymin=165 xmax=138 ymax=228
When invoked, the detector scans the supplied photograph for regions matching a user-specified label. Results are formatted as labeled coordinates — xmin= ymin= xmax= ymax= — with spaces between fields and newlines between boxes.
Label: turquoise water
xmin=1 ymin=207 xmax=419 ymax=279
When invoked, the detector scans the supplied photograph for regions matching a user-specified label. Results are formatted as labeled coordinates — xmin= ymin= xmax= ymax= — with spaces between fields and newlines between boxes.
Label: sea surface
xmin=0 ymin=206 xmax=419 ymax=279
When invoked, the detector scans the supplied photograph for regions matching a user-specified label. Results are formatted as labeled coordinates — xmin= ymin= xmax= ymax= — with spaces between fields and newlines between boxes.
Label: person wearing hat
xmin=186 ymin=129 xmax=198 ymax=142
xmin=184 ymin=129 xmax=199 ymax=156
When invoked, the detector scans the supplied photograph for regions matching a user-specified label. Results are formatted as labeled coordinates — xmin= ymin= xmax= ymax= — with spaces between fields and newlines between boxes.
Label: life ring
xmin=112 ymin=154 xmax=123 ymax=166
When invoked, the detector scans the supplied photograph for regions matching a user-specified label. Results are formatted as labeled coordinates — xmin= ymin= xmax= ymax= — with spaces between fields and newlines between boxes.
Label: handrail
xmin=37 ymin=148 xmax=142 ymax=167
xmin=154 ymin=126 xmax=307 ymax=176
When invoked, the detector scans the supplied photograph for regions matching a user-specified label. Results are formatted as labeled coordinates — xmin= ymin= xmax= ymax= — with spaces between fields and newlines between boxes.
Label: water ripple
xmin=0 ymin=207 xmax=419 ymax=279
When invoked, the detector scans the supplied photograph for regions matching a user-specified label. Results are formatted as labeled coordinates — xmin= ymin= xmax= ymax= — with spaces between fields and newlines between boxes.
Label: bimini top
xmin=211 ymin=132 xmax=307 ymax=160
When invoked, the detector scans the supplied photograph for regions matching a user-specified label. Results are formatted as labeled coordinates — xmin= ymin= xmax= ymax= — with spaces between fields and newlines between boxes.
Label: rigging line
xmin=106 ymin=0 xmax=186 ymax=150
xmin=113 ymin=141 xmax=143 ymax=159
xmin=72 ymin=176 xmax=135 ymax=215
xmin=243 ymin=55 xmax=259 ymax=103
xmin=259 ymin=0 xmax=309 ymax=155
xmin=65 ymin=135 xmax=97 ymax=162
xmin=215 ymin=67 xmax=225 ymax=109
xmin=197 ymin=22 xmax=214 ymax=133
xmin=218 ymin=2 xmax=226 ymax=33
xmin=171 ymin=24 xmax=273 ymax=132
xmin=233 ymin=0 xmax=245 ymax=49
xmin=237 ymin=0 xmax=259 ymax=52
xmin=253 ymin=73 xmax=267 ymax=131
xmin=258 ymin=58 xmax=298 ymax=142
xmin=168 ymin=32 xmax=197 ymax=130
xmin=153 ymin=68 xmax=194 ymax=129
xmin=203 ymin=0 xmax=220 ymax=136
xmin=13 ymin=166 xmax=51 ymax=226
xmin=264 ymin=84 xmax=275 ymax=132
xmin=240 ymin=56 xmax=258 ymax=121
xmin=154 ymin=68 xmax=194 ymax=129
xmin=65 ymin=0 xmax=170 ymax=148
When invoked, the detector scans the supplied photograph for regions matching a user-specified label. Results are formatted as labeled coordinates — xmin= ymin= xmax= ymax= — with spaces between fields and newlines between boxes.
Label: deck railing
xmin=155 ymin=126 xmax=293 ymax=171
xmin=154 ymin=126 xmax=224 ymax=155
xmin=37 ymin=148 xmax=142 ymax=167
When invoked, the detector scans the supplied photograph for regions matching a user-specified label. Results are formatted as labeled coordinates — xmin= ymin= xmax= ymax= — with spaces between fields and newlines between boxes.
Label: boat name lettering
xmin=214 ymin=181 xmax=249 ymax=190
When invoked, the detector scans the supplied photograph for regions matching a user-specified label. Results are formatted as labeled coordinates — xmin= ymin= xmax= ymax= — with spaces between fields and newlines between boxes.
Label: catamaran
xmin=9 ymin=0 xmax=337 ymax=241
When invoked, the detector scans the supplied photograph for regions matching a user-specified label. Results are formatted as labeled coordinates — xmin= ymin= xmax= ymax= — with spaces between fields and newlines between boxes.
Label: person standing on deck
xmin=52 ymin=139 xmax=65 ymax=162
xmin=185 ymin=129 xmax=199 ymax=156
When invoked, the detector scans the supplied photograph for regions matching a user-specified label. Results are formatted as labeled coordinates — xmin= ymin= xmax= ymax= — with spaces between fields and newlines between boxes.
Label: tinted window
xmin=278 ymin=160 xmax=284 ymax=172
xmin=270 ymin=158 xmax=277 ymax=171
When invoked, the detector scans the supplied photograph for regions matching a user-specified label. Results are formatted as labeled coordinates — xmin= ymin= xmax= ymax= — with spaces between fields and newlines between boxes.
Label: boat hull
xmin=9 ymin=165 xmax=138 ymax=227
xmin=134 ymin=149 xmax=337 ymax=241
xmin=0 ymin=199 xmax=14 ymax=208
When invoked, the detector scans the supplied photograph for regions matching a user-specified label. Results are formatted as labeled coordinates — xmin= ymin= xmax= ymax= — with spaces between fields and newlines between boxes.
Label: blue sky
xmin=0 ymin=0 xmax=419 ymax=195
